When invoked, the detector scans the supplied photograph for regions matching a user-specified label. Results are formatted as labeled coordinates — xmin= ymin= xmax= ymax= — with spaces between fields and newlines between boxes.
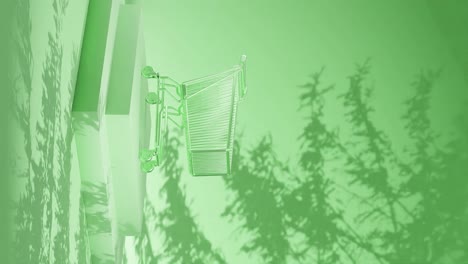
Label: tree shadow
xmin=134 ymin=199 xmax=157 ymax=264
xmin=335 ymin=62 xmax=468 ymax=263
xmin=13 ymin=0 xmax=78 ymax=262
xmin=75 ymin=196 xmax=91 ymax=263
xmin=336 ymin=61 xmax=407 ymax=263
xmin=91 ymin=253 xmax=115 ymax=264
xmin=135 ymin=131 xmax=226 ymax=264
xmin=221 ymin=62 xmax=468 ymax=264
xmin=12 ymin=0 xmax=33 ymax=179
xmin=223 ymin=135 xmax=292 ymax=264
xmin=283 ymin=68 xmax=357 ymax=264
xmin=72 ymin=111 xmax=99 ymax=136
xmin=53 ymin=47 xmax=80 ymax=264
xmin=398 ymin=70 xmax=468 ymax=263
xmin=81 ymin=181 xmax=112 ymax=235
xmin=12 ymin=0 xmax=34 ymax=250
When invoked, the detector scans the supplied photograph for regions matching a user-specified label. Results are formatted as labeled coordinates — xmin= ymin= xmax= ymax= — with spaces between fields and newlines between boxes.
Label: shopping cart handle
xmin=240 ymin=55 xmax=247 ymax=63
xmin=240 ymin=55 xmax=247 ymax=99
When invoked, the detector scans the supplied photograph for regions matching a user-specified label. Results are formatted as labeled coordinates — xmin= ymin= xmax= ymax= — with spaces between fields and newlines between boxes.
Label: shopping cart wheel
xmin=141 ymin=66 xmax=158 ymax=78
xmin=139 ymin=149 xmax=155 ymax=162
xmin=141 ymin=160 xmax=158 ymax=173
xmin=145 ymin=92 xmax=160 ymax=104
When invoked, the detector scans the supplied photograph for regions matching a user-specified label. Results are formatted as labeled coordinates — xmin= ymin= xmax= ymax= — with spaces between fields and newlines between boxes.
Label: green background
xmin=142 ymin=2 xmax=467 ymax=262
xmin=6 ymin=0 xmax=468 ymax=263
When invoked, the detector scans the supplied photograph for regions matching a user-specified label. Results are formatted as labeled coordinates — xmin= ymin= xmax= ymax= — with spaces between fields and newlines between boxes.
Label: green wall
xmin=140 ymin=1 xmax=467 ymax=263
xmin=8 ymin=0 xmax=468 ymax=263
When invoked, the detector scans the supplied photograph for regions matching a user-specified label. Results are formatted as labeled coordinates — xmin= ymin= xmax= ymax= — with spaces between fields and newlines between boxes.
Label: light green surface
xmin=74 ymin=2 xmax=148 ymax=262
xmin=8 ymin=0 xmax=468 ymax=263
xmin=105 ymin=4 xmax=147 ymax=237
xmin=72 ymin=1 xmax=122 ymax=263
xmin=141 ymin=1 xmax=468 ymax=263
xmin=106 ymin=5 xmax=142 ymax=115
xmin=11 ymin=0 xmax=90 ymax=263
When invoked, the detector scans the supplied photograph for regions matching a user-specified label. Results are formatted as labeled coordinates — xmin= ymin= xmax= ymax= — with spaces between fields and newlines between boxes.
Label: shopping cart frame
xmin=139 ymin=55 xmax=247 ymax=176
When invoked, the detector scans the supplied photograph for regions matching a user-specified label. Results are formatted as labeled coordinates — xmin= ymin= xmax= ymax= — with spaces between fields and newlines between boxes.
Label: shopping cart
xmin=140 ymin=56 xmax=247 ymax=176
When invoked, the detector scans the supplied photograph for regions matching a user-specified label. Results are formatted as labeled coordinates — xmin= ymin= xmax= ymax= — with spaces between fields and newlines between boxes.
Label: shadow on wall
xmin=12 ymin=0 xmax=86 ymax=263
xmin=222 ymin=62 xmax=468 ymax=264
xmin=81 ymin=181 xmax=112 ymax=235
xmin=134 ymin=132 xmax=227 ymax=264
xmin=12 ymin=0 xmax=468 ymax=263
xmin=133 ymin=60 xmax=468 ymax=264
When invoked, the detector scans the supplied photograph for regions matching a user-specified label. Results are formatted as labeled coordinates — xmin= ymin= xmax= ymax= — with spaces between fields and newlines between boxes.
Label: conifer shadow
xmin=283 ymin=68 xmax=356 ymax=264
xmin=13 ymin=0 xmax=76 ymax=262
xmin=81 ymin=181 xmax=112 ymax=235
xmin=223 ymin=136 xmax=292 ymax=264
xmin=12 ymin=0 xmax=34 ymax=261
xmin=221 ymin=63 xmax=468 ymax=264
xmin=398 ymin=70 xmax=468 ymax=263
xmin=135 ymin=131 xmax=226 ymax=264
